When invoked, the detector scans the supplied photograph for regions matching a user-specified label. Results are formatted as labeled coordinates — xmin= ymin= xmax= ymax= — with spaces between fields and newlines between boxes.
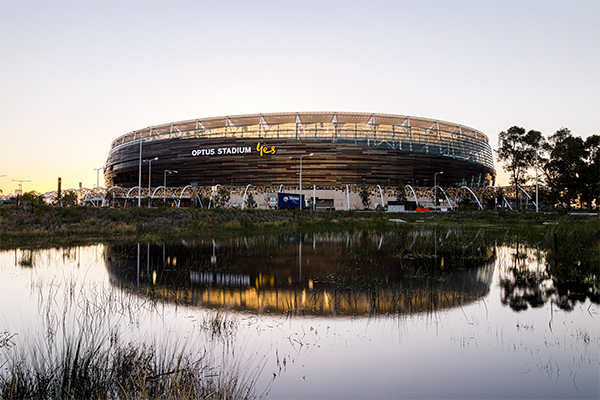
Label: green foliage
xmin=543 ymin=129 xmax=599 ymax=208
xmin=396 ymin=183 xmax=407 ymax=205
xmin=359 ymin=185 xmax=371 ymax=210
xmin=20 ymin=191 xmax=43 ymax=204
xmin=245 ymin=193 xmax=257 ymax=210
xmin=214 ymin=187 xmax=230 ymax=208
xmin=497 ymin=126 xmax=545 ymax=209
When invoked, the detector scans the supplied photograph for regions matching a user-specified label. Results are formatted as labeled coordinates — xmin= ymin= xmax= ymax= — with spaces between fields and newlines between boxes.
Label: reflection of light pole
xmin=143 ymin=157 xmax=158 ymax=207
xmin=163 ymin=169 xmax=177 ymax=201
xmin=290 ymin=153 xmax=313 ymax=210
xmin=434 ymin=171 xmax=443 ymax=211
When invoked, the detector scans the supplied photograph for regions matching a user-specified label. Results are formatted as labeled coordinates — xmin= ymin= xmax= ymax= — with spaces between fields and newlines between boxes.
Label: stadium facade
xmin=104 ymin=112 xmax=495 ymax=191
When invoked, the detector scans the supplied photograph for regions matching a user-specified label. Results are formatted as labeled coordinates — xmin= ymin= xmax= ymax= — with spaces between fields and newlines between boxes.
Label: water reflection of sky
xmin=0 ymin=237 xmax=598 ymax=399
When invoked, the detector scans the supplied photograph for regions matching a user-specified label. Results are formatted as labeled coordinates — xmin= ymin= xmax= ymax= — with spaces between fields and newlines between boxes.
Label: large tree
xmin=582 ymin=135 xmax=600 ymax=208
xmin=542 ymin=128 xmax=596 ymax=208
xmin=496 ymin=126 xmax=544 ymax=209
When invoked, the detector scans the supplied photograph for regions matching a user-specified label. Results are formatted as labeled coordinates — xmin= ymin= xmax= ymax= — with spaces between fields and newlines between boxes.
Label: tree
xmin=496 ymin=126 xmax=544 ymax=209
xmin=396 ymin=183 xmax=407 ymax=205
xmin=62 ymin=190 xmax=78 ymax=207
xmin=20 ymin=191 xmax=43 ymax=205
xmin=543 ymin=128 xmax=588 ymax=208
xmin=245 ymin=192 xmax=257 ymax=209
xmin=582 ymin=135 xmax=600 ymax=208
xmin=214 ymin=187 xmax=230 ymax=208
xmin=359 ymin=185 xmax=371 ymax=209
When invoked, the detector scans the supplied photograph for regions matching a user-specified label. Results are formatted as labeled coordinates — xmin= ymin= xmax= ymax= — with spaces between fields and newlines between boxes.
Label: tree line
xmin=497 ymin=126 xmax=599 ymax=209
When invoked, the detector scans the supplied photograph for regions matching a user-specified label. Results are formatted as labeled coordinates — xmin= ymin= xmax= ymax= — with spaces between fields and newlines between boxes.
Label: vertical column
xmin=437 ymin=121 xmax=442 ymax=155
xmin=333 ymin=113 xmax=338 ymax=142
xmin=408 ymin=117 xmax=413 ymax=152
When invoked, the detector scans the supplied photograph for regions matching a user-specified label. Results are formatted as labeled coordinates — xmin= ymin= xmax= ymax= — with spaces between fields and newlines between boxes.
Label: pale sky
xmin=1 ymin=0 xmax=598 ymax=194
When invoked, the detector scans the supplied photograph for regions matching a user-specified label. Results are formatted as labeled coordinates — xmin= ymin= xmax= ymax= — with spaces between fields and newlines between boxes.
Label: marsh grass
xmin=0 ymin=275 xmax=262 ymax=400
xmin=1 ymin=205 xmax=571 ymax=249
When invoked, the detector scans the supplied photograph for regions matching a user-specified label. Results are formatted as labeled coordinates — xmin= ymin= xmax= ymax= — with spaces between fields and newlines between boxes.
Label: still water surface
xmin=1 ymin=229 xmax=598 ymax=399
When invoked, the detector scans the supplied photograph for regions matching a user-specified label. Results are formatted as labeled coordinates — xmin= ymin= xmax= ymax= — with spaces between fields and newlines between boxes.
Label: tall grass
xmin=0 ymin=275 xmax=263 ymax=399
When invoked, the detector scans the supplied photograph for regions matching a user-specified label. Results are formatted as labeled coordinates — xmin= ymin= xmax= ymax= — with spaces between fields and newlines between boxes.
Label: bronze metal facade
xmin=104 ymin=112 xmax=495 ymax=188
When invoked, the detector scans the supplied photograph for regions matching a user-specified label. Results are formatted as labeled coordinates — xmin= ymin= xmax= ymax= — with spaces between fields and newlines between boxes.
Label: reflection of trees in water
xmin=103 ymin=228 xmax=497 ymax=316
xmin=498 ymin=245 xmax=548 ymax=311
xmin=10 ymin=246 xmax=81 ymax=269
xmin=498 ymin=228 xmax=599 ymax=311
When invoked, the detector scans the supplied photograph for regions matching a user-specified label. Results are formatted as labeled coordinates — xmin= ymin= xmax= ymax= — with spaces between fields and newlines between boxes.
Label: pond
xmin=1 ymin=227 xmax=598 ymax=399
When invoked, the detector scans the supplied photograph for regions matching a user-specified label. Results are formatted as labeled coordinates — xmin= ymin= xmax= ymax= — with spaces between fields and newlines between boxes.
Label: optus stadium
xmin=104 ymin=112 xmax=495 ymax=209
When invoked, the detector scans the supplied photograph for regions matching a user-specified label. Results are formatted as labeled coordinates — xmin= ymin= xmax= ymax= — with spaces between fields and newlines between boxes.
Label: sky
xmin=0 ymin=0 xmax=598 ymax=194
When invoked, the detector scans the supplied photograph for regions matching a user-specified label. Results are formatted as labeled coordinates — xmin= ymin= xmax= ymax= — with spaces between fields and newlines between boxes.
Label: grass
xmin=0 ymin=275 xmax=263 ymax=400
xmin=0 ymin=204 xmax=583 ymax=249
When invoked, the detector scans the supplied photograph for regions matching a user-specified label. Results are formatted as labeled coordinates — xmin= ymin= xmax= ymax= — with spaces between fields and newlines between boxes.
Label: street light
xmin=163 ymin=169 xmax=178 ymax=201
xmin=535 ymin=147 xmax=539 ymax=213
xmin=434 ymin=171 xmax=443 ymax=211
xmin=143 ymin=157 xmax=158 ymax=207
xmin=290 ymin=153 xmax=313 ymax=210
xmin=12 ymin=179 xmax=30 ymax=195
xmin=138 ymin=136 xmax=143 ymax=207
xmin=94 ymin=167 xmax=103 ymax=188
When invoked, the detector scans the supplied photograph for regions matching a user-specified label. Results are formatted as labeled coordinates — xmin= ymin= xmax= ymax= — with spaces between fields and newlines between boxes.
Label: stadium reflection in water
xmin=103 ymin=230 xmax=495 ymax=317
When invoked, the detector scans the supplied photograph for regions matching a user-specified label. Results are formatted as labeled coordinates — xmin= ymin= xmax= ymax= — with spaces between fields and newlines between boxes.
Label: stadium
xmin=103 ymin=112 xmax=496 ymax=209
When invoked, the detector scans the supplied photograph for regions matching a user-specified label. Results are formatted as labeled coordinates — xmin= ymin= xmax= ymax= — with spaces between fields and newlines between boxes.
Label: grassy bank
xmin=1 ymin=204 xmax=593 ymax=248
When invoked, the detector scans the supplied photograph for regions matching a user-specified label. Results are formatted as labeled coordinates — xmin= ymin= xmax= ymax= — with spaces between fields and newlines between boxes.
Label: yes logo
xmin=257 ymin=142 xmax=276 ymax=156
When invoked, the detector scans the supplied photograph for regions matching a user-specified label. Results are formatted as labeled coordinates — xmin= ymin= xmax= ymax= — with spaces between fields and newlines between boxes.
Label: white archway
xmin=432 ymin=185 xmax=455 ymax=211
xmin=460 ymin=186 xmax=483 ymax=210
xmin=405 ymin=184 xmax=419 ymax=208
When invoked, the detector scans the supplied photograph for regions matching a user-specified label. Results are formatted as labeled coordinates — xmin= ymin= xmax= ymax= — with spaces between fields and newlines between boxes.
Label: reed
xmin=0 ymin=275 xmax=261 ymax=400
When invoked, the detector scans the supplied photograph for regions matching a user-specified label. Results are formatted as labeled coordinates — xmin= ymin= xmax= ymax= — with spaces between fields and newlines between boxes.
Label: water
xmin=1 ymin=229 xmax=598 ymax=399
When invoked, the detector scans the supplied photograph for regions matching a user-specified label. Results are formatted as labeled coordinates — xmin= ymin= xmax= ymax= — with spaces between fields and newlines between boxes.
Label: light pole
xmin=291 ymin=153 xmax=313 ymax=210
xmin=163 ymin=169 xmax=178 ymax=202
xmin=143 ymin=157 xmax=158 ymax=207
xmin=434 ymin=171 xmax=443 ymax=211
xmin=12 ymin=179 xmax=30 ymax=195
xmin=94 ymin=167 xmax=103 ymax=188
xmin=138 ymin=136 xmax=143 ymax=207
xmin=535 ymin=147 xmax=539 ymax=212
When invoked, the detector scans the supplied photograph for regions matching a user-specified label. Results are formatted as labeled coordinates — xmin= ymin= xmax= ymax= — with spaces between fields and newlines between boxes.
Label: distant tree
xmin=359 ymin=185 xmax=371 ymax=209
xmin=20 ymin=191 xmax=43 ymax=205
xmin=496 ymin=126 xmax=544 ymax=209
xmin=395 ymin=183 xmax=407 ymax=205
xmin=214 ymin=187 xmax=230 ymax=208
xmin=245 ymin=192 xmax=257 ymax=209
xmin=61 ymin=190 xmax=78 ymax=207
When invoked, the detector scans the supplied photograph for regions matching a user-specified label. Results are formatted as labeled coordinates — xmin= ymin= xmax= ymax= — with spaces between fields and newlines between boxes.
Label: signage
xmin=278 ymin=192 xmax=304 ymax=209
xmin=256 ymin=142 xmax=276 ymax=156
xmin=191 ymin=142 xmax=276 ymax=157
